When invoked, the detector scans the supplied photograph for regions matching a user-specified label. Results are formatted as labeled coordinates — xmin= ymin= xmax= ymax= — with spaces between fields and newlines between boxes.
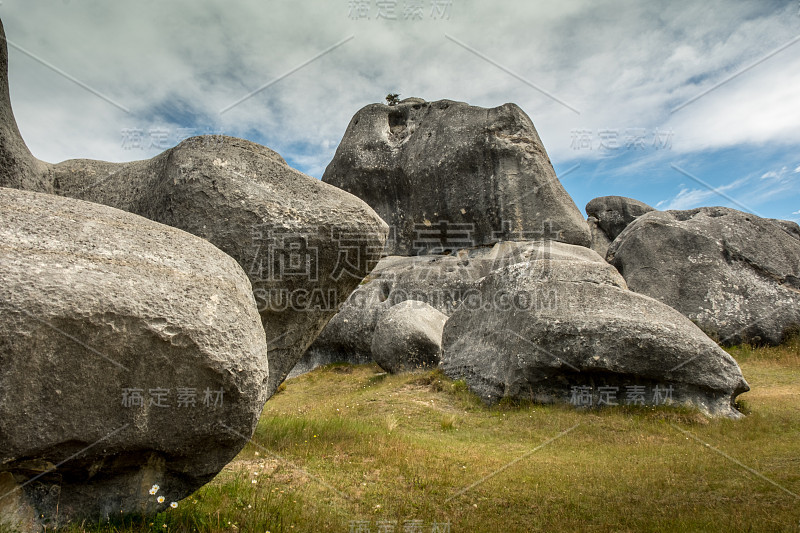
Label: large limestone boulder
xmin=294 ymin=241 xmax=584 ymax=373
xmin=585 ymin=196 xmax=655 ymax=243
xmin=440 ymin=243 xmax=750 ymax=418
xmin=607 ymin=207 xmax=800 ymax=345
xmin=322 ymin=98 xmax=591 ymax=255
xmin=371 ymin=301 xmax=448 ymax=373
xmin=0 ymin=188 xmax=269 ymax=528
xmin=0 ymin=19 xmax=387 ymax=396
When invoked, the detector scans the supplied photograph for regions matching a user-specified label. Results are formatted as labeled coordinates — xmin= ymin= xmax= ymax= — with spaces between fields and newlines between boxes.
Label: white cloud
xmin=656 ymin=188 xmax=715 ymax=210
xmin=761 ymin=169 xmax=783 ymax=180
xmin=657 ymin=176 xmax=749 ymax=210
xmin=0 ymin=0 xmax=798 ymax=178
xmin=657 ymin=163 xmax=800 ymax=212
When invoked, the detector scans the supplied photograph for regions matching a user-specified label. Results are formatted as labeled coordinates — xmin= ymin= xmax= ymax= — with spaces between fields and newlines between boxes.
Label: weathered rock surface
xmin=770 ymin=218 xmax=800 ymax=241
xmin=587 ymin=216 xmax=612 ymax=258
xmin=295 ymin=241 xmax=585 ymax=373
xmin=440 ymin=244 xmax=750 ymax=418
xmin=0 ymin=188 xmax=269 ymax=528
xmin=322 ymin=98 xmax=591 ymax=255
xmin=0 ymin=24 xmax=48 ymax=192
xmin=0 ymin=19 xmax=387 ymax=396
xmin=607 ymin=207 xmax=800 ymax=345
xmin=585 ymin=196 xmax=655 ymax=243
xmin=371 ymin=301 xmax=448 ymax=373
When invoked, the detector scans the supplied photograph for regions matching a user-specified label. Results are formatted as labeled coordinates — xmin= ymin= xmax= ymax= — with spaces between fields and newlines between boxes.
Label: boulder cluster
xmin=3 ymin=14 xmax=798 ymax=531
xmin=0 ymin=19 xmax=386 ymax=531
xmin=298 ymin=96 xmax=800 ymax=422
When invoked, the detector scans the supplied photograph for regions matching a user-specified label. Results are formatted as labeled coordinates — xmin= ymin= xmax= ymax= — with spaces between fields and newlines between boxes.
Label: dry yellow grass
xmin=34 ymin=338 xmax=800 ymax=533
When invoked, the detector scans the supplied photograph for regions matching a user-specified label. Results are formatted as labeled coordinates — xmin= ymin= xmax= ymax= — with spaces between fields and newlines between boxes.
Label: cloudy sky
xmin=2 ymin=0 xmax=799 ymax=221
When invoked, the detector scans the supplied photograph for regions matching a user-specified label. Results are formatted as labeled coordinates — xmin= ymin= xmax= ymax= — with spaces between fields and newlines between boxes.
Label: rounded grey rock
xmin=371 ymin=300 xmax=448 ymax=373
xmin=296 ymin=241 xmax=590 ymax=372
xmin=440 ymin=250 xmax=750 ymax=418
xmin=585 ymin=195 xmax=655 ymax=242
xmin=0 ymin=187 xmax=269 ymax=528
xmin=607 ymin=206 xmax=800 ymax=345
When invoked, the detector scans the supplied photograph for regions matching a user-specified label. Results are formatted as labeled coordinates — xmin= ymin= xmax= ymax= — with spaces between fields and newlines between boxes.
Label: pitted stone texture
xmin=608 ymin=207 xmax=800 ymax=345
xmin=323 ymin=98 xmax=590 ymax=255
xmin=0 ymin=187 xmax=269 ymax=527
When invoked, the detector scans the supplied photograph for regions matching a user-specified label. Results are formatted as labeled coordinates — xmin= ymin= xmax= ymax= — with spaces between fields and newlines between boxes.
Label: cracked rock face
xmin=439 ymin=242 xmax=749 ymax=418
xmin=322 ymin=98 xmax=591 ymax=255
xmin=0 ymin=188 xmax=269 ymax=528
xmin=607 ymin=207 xmax=800 ymax=345
xmin=0 ymin=18 xmax=387 ymax=396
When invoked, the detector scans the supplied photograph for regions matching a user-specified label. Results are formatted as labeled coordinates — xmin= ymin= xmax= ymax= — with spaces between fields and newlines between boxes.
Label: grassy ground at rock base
xmin=13 ymin=337 xmax=800 ymax=533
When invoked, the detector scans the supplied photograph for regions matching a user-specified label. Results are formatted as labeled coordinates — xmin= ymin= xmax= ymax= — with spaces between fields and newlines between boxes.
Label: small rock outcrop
xmin=769 ymin=218 xmax=800 ymax=241
xmin=585 ymin=196 xmax=655 ymax=243
xmin=0 ymin=188 xmax=269 ymax=528
xmin=587 ymin=216 xmax=612 ymax=258
xmin=322 ymin=98 xmax=591 ymax=255
xmin=0 ymin=18 xmax=387 ymax=396
xmin=440 ymin=242 xmax=750 ymax=418
xmin=371 ymin=301 xmax=448 ymax=373
xmin=607 ymin=207 xmax=800 ymax=345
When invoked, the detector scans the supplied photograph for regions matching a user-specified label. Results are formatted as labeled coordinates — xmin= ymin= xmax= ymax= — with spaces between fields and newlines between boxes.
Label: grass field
xmin=22 ymin=337 xmax=800 ymax=532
